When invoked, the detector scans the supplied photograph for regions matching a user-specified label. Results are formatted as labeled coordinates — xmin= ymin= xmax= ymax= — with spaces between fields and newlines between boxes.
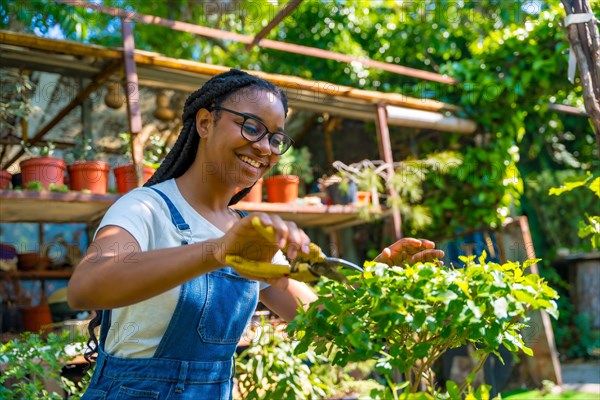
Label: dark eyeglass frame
xmin=210 ymin=106 xmax=294 ymax=155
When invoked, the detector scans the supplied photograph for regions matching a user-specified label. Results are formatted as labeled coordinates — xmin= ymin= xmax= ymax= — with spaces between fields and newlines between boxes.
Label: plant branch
xmin=458 ymin=352 xmax=490 ymax=395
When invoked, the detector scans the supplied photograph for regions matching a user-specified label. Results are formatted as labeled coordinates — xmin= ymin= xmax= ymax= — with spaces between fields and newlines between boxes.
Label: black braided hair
xmin=146 ymin=68 xmax=288 ymax=204
xmin=84 ymin=69 xmax=288 ymax=366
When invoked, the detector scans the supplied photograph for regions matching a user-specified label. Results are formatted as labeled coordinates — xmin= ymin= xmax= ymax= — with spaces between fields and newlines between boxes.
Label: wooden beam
xmin=120 ymin=18 xmax=145 ymax=186
xmin=548 ymin=103 xmax=589 ymax=117
xmin=374 ymin=103 xmax=402 ymax=240
xmin=2 ymin=60 xmax=122 ymax=170
xmin=245 ymin=0 xmax=303 ymax=51
xmin=55 ymin=0 xmax=456 ymax=85
xmin=0 ymin=30 xmax=460 ymax=113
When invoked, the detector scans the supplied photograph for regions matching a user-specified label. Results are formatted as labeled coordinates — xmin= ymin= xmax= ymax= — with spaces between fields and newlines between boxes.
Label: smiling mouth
xmin=238 ymin=154 xmax=264 ymax=169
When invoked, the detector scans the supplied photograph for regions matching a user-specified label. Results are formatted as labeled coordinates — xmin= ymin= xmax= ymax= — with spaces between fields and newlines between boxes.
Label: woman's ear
xmin=195 ymin=108 xmax=213 ymax=138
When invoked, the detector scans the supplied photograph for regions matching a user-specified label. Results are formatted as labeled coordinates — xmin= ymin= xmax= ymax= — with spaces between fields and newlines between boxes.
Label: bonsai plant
xmin=19 ymin=142 xmax=67 ymax=191
xmin=64 ymin=137 xmax=110 ymax=195
xmin=264 ymin=146 xmax=313 ymax=203
xmin=288 ymin=252 xmax=559 ymax=399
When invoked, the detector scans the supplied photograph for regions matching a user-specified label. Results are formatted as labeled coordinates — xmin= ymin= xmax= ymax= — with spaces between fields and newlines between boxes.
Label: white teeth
xmin=239 ymin=155 xmax=261 ymax=168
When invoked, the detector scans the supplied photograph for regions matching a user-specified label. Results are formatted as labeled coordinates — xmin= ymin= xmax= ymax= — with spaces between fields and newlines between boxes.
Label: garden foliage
xmin=288 ymin=253 xmax=559 ymax=399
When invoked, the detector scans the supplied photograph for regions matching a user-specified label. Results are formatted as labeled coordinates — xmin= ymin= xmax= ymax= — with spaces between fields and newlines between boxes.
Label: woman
xmin=68 ymin=69 xmax=443 ymax=399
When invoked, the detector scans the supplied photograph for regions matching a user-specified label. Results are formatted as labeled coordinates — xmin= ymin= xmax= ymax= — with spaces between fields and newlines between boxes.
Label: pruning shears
xmin=226 ymin=217 xmax=363 ymax=283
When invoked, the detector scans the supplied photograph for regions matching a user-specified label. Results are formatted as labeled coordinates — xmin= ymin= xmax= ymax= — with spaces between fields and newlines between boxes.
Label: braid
xmin=228 ymin=186 xmax=252 ymax=206
xmin=146 ymin=69 xmax=288 ymax=186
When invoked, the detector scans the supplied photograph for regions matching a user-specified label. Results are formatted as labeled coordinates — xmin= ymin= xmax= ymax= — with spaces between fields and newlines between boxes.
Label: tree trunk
xmin=560 ymin=0 xmax=600 ymax=155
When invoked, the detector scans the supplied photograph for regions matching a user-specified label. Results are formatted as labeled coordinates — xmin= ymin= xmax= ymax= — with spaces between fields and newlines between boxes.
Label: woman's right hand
xmin=214 ymin=212 xmax=311 ymax=267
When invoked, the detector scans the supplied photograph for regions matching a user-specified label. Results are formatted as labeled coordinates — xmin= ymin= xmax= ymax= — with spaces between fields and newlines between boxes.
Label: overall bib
xmin=82 ymin=188 xmax=257 ymax=400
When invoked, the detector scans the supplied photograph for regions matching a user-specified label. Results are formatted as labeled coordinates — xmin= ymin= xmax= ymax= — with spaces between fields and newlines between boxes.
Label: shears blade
xmin=306 ymin=257 xmax=363 ymax=282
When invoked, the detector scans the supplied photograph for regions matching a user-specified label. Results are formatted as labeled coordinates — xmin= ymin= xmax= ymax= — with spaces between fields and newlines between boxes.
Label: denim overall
xmin=83 ymin=188 xmax=257 ymax=400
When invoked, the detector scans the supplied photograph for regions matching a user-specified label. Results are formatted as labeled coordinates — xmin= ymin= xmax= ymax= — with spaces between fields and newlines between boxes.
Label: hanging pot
xmin=154 ymin=91 xmax=176 ymax=121
xmin=105 ymin=81 xmax=125 ymax=109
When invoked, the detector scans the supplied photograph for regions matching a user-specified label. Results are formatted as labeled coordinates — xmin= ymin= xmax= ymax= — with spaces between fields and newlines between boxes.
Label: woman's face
xmin=202 ymin=88 xmax=286 ymax=187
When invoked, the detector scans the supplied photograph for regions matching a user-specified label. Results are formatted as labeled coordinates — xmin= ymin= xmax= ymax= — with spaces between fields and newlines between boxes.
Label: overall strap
xmin=232 ymin=209 xmax=249 ymax=218
xmin=149 ymin=186 xmax=192 ymax=245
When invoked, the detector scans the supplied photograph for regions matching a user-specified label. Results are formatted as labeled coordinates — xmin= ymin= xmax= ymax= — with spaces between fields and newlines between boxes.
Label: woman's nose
xmin=251 ymin=135 xmax=272 ymax=155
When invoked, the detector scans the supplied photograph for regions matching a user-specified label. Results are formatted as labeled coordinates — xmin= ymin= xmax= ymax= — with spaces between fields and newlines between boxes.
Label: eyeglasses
xmin=210 ymin=106 xmax=293 ymax=155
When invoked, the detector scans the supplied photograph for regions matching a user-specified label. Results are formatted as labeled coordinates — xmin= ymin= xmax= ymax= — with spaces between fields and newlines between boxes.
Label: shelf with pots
xmin=0 ymin=189 xmax=120 ymax=224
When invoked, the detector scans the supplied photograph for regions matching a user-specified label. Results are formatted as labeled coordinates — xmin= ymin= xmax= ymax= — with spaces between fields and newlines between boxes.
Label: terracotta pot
xmin=68 ymin=161 xmax=111 ymax=194
xmin=264 ymin=175 xmax=300 ymax=203
xmin=21 ymin=304 xmax=54 ymax=332
xmin=356 ymin=191 xmax=371 ymax=205
xmin=17 ymin=252 xmax=51 ymax=271
xmin=235 ymin=178 xmax=263 ymax=203
xmin=113 ymin=164 xmax=156 ymax=194
xmin=0 ymin=169 xmax=12 ymax=189
xmin=20 ymin=157 xmax=66 ymax=190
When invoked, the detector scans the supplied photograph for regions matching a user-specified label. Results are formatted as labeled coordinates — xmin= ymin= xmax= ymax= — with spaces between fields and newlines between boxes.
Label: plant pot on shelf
xmin=356 ymin=191 xmax=371 ymax=206
xmin=20 ymin=157 xmax=66 ymax=190
xmin=67 ymin=161 xmax=111 ymax=194
xmin=264 ymin=175 xmax=300 ymax=203
xmin=235 ymin=178 xmax=263 ymax=203
xmin=21 ymin=304 xmax=54 ymax=333
xmin=0 ymin=169 xmax=12 ymax=189
xmin=113 ymin=164 xmax=156 ymax=194
xmin=17 ymin=252 xmax=51 ymax=271
xmin=326 ymin=181 xmax=357 ymax=205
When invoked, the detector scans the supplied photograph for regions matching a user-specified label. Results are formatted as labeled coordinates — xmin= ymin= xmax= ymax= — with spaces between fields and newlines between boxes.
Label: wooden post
xmin=496 ymin=217 xmax=563 ymax=386
xmin=121 ymin=18 xmax=144 ymax=186
xmin=374 ymin=102 xmax=402 ymax=240
xmin=560 ymin=0 xmax=600 ymax=153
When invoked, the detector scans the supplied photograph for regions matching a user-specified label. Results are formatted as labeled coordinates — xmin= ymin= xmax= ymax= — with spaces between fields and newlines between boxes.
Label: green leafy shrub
xmin=549 ymin=172 xmax=600 ymax=249
xmin=234 ymin=319 xmax=331 ymax=400
xmin=288 ymin=253 xmax=559 ymax=399
xmin=0 ymin=331 xmax=90 ymax=399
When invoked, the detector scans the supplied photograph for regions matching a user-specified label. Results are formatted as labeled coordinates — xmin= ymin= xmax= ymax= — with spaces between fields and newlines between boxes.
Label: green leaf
xmin=588 ymin=177 xmax=600 ymax=198
xmin=548 ymin=174 xmax=592 ymax=196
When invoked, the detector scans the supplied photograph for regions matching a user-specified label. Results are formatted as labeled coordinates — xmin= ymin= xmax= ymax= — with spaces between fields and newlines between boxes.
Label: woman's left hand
xmin=374 ymin=238 xmax=445 ymax=266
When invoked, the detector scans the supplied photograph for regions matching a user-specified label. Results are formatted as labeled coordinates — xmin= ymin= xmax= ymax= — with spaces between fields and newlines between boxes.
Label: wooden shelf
xmin=0 ymin=190 xmax=120 ymax=224
xmin=234 ymin=201 xmax=389 ymax=230
xmin=0 ymin=190 xmax=385 ymax=229
xmin=0 ymin=269 xmax=73 ymax=280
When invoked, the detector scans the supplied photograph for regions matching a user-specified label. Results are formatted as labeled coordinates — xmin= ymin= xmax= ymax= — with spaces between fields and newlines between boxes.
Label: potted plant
xmin=64 ymin=137 xmax=110 ymax=195
xmin=264 ymin=146 xmax=313 ymax=203
xmin=19 ymin=142 xmax=67 ymax=190
xmin=319 ymin=171 xmax=357 ymax=205
xmin=332 ymin=152 xmax=462 ymax=226
xmin=113 ymin=132 xmax=161 ymax=194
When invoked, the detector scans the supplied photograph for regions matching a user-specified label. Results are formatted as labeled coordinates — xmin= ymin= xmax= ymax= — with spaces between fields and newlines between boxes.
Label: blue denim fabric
xmin=82 ymin=189 xmax=257 ymax=400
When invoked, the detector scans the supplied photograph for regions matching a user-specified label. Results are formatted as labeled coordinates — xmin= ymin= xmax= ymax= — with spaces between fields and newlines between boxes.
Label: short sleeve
xmin=95 ymin=188 xmax=165 ymax=251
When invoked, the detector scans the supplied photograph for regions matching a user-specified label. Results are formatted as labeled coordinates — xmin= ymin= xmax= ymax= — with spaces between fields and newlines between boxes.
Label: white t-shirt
xmin=96 ymin=178 xmax=284 ymax=358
